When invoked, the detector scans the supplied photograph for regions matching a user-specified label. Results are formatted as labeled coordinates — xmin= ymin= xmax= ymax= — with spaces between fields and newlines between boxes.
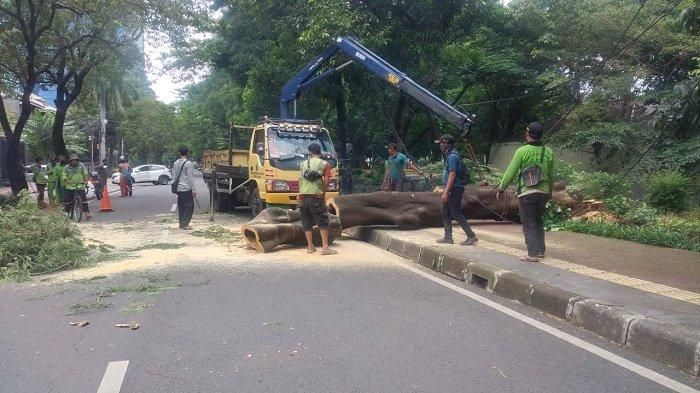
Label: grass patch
xmin=76 ymin=275 xmax=108 ymax=283
xmin=192 ymin=225 xmax=240 ymax=245
xmin=563 ymin=220 xmax=700 ymax=252
xmin=129 ymin=243 xmax=185 ymax=252
xmin=120 ymin=301 xmax=152 ymax=314
xmin=105 ymin=282 xmax=176 ymax=295
xmin=66 ymin=301 xmax=113 ymax=315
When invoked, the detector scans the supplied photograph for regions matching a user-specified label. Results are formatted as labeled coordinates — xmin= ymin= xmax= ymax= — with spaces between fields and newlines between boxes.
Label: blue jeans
xmin=441 ymin=186 xmax=475 ymax=240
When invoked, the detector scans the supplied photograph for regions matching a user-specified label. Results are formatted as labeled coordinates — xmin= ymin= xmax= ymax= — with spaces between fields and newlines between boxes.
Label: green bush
xmin=0 ymin=194 xmax=88 ymax=281
xmin=543 ymin=201 xmax=571 ymax=231
xmin=646 ymin=171 xmax=693 ymax=213
xmin=604 ymin=196 xmax=660 ymax=225
xmin=551 ymin=160 xmax=579 ymax=183
xmin=562 ymin=217 xmax=700 ymax=252
xmin=568 ymin=171 xmax=631 ymax=200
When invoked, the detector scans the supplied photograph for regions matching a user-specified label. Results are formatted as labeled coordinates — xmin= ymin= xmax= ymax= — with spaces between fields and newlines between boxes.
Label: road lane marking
xmin=394 ymin=260 xmax=699 ymax=393
xmin=96 ymin=361 xmax=129 ymax=393
xmin=170 ymin=203 xmax=177 ymax=212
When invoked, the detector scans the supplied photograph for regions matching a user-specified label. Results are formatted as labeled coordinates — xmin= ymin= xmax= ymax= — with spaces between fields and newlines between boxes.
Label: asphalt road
xmin=1 ymin=174 xmax=699 ymax=393
xmin=88 ymin=171 xmax=214 ymax=223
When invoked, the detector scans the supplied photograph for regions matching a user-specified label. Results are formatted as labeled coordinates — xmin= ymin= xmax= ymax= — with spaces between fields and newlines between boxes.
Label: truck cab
xmin=203 ymin=118 xmax=340 ymax=217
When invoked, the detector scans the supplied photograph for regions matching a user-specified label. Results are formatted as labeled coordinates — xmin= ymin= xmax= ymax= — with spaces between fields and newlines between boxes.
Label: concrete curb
xmin=347 ymin=227 xmax=700 ymax=376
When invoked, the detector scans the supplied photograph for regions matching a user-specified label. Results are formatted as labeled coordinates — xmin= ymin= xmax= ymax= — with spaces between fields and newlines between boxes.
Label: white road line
xmin=394 ymin=261 xmax=699 ymax=393
xmin=96 ymin=361 xmax=129 ymax=393
xmin=170 ymin=203 xmax=177 ymax=212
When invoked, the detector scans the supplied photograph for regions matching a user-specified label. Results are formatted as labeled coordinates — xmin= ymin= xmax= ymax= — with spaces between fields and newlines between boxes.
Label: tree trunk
xmin=52 ymin=107 xmax=69 ymax=157
xmin=5 ymin=134 xmax=28 ymax=194
xmin=328 ymin=187 xmax=521 ymax=229
xmin=241 ymin=207 xmax=343 ymax=253
xmin=393 ymin=94 xmax=408 ymax=141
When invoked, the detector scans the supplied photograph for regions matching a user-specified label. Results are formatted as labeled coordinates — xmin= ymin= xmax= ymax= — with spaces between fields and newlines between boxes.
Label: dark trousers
xmin=36 ymin=183 xmax=46 ymax=202
xmin=177 ymin=190 xmax=194 ymax=228
xmin=519 ymin=192 xmax=549 ymax=257
xmin=441 ymin=186 xmax=475 ymax=240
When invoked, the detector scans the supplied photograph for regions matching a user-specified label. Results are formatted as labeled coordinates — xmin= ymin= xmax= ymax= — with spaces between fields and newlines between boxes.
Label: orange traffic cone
xmin=99 ymin=186 xmax=114 ymax=212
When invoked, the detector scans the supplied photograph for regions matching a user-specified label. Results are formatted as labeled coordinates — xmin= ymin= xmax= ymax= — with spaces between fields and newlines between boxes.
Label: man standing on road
xmin=299 ymin=143 xmax=336 ymax=255
xmin=381 ymin=143 xmax=422 ymax=191
xmin=435 ymin=134 xmax=478 ymax=246
xmin=62 ymin=154 xmax=91 ymax=220
xmin=173 ymin=146 xmax=196 ymax=230
xmin=497 ymin=121 xmax=554 ymax=262
xmin=30 ymin=157 xmax=48 ymax=208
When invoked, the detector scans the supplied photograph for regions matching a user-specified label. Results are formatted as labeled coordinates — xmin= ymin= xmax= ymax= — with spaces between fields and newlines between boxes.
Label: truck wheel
xmin=249 ymin=187 xmax=265 ymax=217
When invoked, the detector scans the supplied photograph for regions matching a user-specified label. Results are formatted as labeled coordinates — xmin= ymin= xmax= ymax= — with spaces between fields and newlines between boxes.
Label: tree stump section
xmin=241 ymin=207 xmax=342 ymax=253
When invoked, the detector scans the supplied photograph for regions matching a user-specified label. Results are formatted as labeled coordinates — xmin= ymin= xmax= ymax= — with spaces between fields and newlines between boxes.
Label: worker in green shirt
xmin=298 ymin=143 xmax=336 ymax=255
xmin=62 ymin=154 xmax=91 ymax=220
xmin=497 ymin=122 xmax=554 ymax=262
xmin=29 ymin=157 xmax=48 ymax=208
xmin=53 ymin=155 xmax=67 ymax=205
xmin=47 ymin=156 xmax=59 ymax=206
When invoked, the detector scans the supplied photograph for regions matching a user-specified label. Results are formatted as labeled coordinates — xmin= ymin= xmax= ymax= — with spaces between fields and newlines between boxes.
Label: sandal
xmin=320 ymin=249 xmax=338 ymax=255
xmin=519 ymin=255 xmax=540 ymax=262
xmin=307 ymin=248 xmax=316 ymax=254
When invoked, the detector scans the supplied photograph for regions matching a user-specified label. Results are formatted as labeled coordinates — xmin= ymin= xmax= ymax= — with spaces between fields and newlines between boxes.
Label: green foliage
xmin=551 ymin=160 xmax=580 ymax=183
xmin=118 ymin=99 xmax=179 ymax=164
xmin=604 ymin=196 xmax=660 ymax=225
xmin=543 ymin=201 xmax=571 ymax=231
xmin=562 ymin=219 xmax=700 ymax=253
xmin=567 ymin=171 xmax=632 ymax=200
xmin=0 ymin=193 xmax=88 ymax=281
xmin=646 ymin=171 xmax=694 ymax=213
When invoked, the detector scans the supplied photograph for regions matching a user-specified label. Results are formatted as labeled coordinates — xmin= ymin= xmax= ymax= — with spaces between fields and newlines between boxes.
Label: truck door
xmin=249 ymin=128 xmax=265 ymax=181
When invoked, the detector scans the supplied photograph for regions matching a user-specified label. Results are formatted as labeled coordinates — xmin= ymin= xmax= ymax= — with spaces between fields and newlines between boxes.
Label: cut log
xmin=241 ymin=207 xmax=342 ymax=252
xmin=327 ymin=186 xmax=519 ymax=229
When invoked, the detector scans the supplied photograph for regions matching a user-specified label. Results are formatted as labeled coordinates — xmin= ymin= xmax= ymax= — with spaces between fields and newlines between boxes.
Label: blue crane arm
xmin=280 ymin=36 xmax=475 ymax=137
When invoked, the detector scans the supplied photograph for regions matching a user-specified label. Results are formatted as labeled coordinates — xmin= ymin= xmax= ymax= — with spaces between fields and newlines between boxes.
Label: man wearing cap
xmin=62 ymin=154 xmax=91 ymax=219
xmin=381 ymin=143 xmax=422 ymax=192
xmin=497 ymin=121 xmax=554 ymax=262
xmin=435 ymin=134 xmax=478 ymax=245
xmin=299 ymin=142 xmax=336 ymax=255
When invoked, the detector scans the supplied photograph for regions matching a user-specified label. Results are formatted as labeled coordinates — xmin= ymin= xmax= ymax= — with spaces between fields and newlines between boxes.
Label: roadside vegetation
xmin=0 ymin=193 xmax=89 ymax=281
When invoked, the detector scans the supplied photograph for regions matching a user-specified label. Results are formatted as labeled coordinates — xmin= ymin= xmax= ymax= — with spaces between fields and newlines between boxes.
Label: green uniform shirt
xmin=498 ymin=142 xmax=554 ymax=196
xmin=53 ymin=164 xmax=65 ymax=186
xmin=47 ymin=164 xmax=58 ymax=183
xmin=30 ymin=164 xmax=48 ymax=184
xmin=299 ymin=157 xmax=328 ymax=195
xmin=62 ymin=163 xmax=88 ymax=190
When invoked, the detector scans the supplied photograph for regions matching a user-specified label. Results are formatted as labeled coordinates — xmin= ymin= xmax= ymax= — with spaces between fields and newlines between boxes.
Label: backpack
xmin=520 ymin=145 xmax=546 ymax=189
xmin=447 ymin=151 xmax=471 ymax=185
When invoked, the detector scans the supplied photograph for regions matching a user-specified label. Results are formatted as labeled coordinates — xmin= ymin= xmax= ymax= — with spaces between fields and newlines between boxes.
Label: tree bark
xmin=334 ymin=75 xmax=349 ymax=158
xmin=52 ymin=107 xmax=69 ymax=157
xmin=241 ymin=208 xmax=343 ymax=253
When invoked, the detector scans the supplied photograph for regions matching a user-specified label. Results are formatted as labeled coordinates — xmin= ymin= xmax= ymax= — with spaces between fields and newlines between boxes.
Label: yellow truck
xmin=202 ymin=118 xmax=340 ymax=217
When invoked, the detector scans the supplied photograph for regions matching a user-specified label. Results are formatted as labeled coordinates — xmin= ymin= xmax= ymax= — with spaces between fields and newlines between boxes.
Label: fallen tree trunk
xmin=241 ymin=183 xmax=575 ymax=252
xmin=241 ymin=207 xmax=342 ymax=252
xmin=327 ymin=186 xmax=517 ymax=229
xmin=328 ymin=182 xmax=575 ymax=230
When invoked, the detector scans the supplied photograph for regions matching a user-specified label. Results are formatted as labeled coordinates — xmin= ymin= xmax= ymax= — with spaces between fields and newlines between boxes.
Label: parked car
xmin=112 ymin=164 xmax=172 ymax=185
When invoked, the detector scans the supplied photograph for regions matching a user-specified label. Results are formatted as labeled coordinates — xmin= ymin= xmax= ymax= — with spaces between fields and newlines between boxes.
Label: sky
xmin=144 ymin=36 xmax=189 ymax=104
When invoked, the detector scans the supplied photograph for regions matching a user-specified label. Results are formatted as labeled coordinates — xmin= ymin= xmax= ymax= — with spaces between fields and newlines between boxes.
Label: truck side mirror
xmin=345 ymin=143 xmax=353 ymax=158
xmin=255 ymin=142 xmax=265 ymax=156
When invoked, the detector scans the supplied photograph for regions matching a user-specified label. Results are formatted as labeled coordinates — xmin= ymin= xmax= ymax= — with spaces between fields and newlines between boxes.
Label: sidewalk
xmin=346 ymin=222 xmax=700 ymax=376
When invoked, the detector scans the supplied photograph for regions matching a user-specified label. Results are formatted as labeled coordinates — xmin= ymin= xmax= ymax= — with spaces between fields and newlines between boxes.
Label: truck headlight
xmin=326 ymin=179 xmax=339 ymax=191
xmin=265 ymin=179 xmax=290 ymax=192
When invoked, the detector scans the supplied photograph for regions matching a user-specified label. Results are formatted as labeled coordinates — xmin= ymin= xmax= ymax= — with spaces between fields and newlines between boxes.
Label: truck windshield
xmin=267 ymin=128 xmax=337 ymax=170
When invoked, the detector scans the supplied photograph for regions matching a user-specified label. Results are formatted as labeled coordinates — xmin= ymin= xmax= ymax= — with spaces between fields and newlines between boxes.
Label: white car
xmin=112 ymin=164 xmax=172 ymax=185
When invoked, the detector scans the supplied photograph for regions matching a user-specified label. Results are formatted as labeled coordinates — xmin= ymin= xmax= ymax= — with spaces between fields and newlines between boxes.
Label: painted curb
xmin=626 ymin=318 xmax=700 ymax=377
xmin=348 ymin=227 xmax=700 ymax=376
